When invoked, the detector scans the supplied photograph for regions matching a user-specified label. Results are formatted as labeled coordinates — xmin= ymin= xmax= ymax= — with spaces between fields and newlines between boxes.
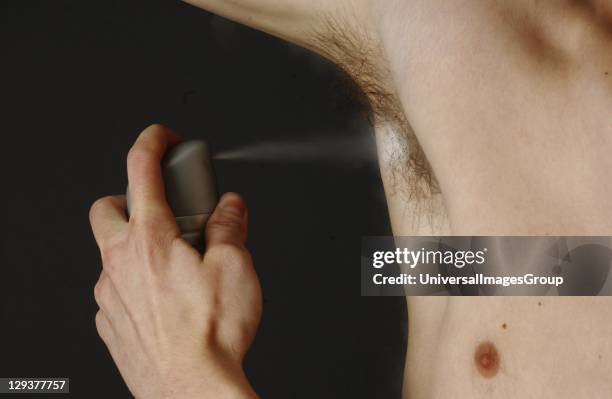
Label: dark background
xmin=0 ymin=1 xmax=406 ymax=397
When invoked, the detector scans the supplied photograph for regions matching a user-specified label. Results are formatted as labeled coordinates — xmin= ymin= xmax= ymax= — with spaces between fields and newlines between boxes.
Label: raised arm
xmin=181 ymin=0 xmax=370 ymax=51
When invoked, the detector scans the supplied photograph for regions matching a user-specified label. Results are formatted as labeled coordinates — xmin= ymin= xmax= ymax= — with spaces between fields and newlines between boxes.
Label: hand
xmin=89 ymin=125 xmax=262 ymax=399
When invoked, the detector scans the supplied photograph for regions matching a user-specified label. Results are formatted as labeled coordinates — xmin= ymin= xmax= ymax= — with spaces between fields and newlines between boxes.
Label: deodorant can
xmin=127 ymin=140 xmax=218 ymax=251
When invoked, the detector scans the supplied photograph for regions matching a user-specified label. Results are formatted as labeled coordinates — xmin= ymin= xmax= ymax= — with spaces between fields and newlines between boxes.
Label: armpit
xmin=308 ymin=13 xmax=440 ymax=200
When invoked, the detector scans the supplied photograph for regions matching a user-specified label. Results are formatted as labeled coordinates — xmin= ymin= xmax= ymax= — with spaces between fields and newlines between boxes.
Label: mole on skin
xmin=474 ymin=341 xmax=500 ymax=378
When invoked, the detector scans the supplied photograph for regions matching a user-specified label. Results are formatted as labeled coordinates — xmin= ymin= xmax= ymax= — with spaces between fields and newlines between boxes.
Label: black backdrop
xmin=0 ymin=1 xmax=406 ymax=398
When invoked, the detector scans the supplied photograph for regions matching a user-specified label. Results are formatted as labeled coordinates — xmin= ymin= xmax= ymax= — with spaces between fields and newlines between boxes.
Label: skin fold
xmin=90 ymin=1 xmax=612 ymax=398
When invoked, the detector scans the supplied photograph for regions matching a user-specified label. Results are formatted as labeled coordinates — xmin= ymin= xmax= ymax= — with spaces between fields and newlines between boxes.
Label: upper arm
xmin=181 ymin=0 xmax=360 ymax=49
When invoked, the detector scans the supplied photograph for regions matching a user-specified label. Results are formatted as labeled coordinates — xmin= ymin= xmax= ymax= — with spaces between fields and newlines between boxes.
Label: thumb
xmin=205 ymin=192 xmax=248 ymax=249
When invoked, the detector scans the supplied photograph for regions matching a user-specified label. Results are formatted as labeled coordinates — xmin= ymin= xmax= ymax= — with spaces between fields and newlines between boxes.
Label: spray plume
xmin=213 ymin=135 xmax=377 ymax=164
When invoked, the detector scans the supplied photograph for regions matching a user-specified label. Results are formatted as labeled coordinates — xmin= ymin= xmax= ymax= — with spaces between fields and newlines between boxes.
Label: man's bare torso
xmin=185 ymin=0 xmax=612 ymax=397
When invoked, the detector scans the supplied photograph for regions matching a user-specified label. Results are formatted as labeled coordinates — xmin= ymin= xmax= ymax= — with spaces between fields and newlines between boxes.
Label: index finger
xmin=126 ymin=124 xmax=180 ymax=221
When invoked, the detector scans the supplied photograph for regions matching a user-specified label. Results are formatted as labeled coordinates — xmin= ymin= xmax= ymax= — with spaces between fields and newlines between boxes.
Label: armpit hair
xmin=308 ymin=14 xmax=440 ymax=200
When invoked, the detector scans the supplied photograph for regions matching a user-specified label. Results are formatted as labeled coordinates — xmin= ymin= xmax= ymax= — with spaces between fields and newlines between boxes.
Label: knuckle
xmin=95 ymin=310 xmax=104 ymax=327
xmin=131 ymin=219 xmax=172 ymax=252
xmin=205 ymin=243 xmax=251 ymax=266
xmin=126 ymin=146 xmax=154 ymax=170
xmin=89 ymin=196 xmax=111 ymax=222
xmin=146 ymin=123 xmax=165 ymax=133
xmin=93 ymin=278 xmax=109 ymax=307
xmin=99 ymin=242 xmax=124 ymax=276
xmin=95 ymin=311 xmax=110 ymax=341
xmin=209 ymin=216 xmax=242 ymax=231
xmin=218 ymin=323 xmax=255 ymax=360
xmin=235 ymin=322 xmax=256 ymax=350
xmin=132 ymin=213 xmax=167 ymax=234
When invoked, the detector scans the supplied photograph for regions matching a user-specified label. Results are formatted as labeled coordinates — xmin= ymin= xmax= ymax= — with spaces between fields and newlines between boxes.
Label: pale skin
xmin=90 ymin=126 xmax=261 ymax=399
xmin=91 ymin=1 xmax=612 ymax=398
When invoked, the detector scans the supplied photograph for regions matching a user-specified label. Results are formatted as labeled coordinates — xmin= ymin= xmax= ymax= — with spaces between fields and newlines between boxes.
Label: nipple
xmin=474 ymin=341 xmax=500 ymax=378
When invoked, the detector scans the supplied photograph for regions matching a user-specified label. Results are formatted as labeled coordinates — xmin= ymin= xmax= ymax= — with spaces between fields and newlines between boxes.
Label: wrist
xmin=167 ymin=354 xmax=257 ymax=399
